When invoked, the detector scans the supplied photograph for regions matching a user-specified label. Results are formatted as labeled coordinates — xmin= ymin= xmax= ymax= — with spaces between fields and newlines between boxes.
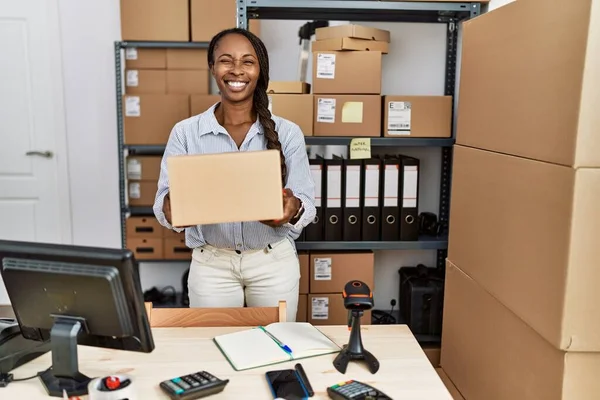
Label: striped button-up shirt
xmin=153 ymin=102 xmax=316 ymax=252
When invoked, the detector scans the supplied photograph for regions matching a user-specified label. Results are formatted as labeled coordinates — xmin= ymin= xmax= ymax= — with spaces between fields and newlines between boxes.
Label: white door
xmin=0 ymin=1 xmax=72 ymax=303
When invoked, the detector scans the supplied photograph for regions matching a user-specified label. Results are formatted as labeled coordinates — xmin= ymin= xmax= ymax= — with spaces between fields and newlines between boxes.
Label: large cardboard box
xmin=313 ymin=95 xmax=381 ymax=137
xmin=123 ymin=94 xmax=189 ymax=145
xmin=311 ymin=38 xmax=389 ymax=54
xmin=126 ymin=216 xmax=163 ymax=238
xmin=124 ymin=70 xmax=167 ymax=95
xmin=164 ymin=237 xmax=191 ymax=260
xmin=126 ymin=237 xmax=163 ymax=260
xmin=441 ymin=261 xmax=600 ymax=400
xmin=269 ymin=94 xmax=313 ymax=136
xmin=448 ymin=145 xmax=600 ymax=351
xmin=383 ymin=96 xmax=452 ymax=138
xmin=166 ymin=49 xmax=208 ymax=70
xmin=456 ymin=0 xmax=600 ymax=167
xmin=267 ymin=81 xmax=311 ymax=94
xmin=435 ymin=368 xmax=464 ymax=400
xmin=312 ymin=51 xmax=382 ymax=94
xmin=120 ymin=0 xmax=189 ymax=41
xmin=128 ymin=180 xmax=157 ymax=207
xmin=126 ymin=156 xmax=162 ymax=181
xmin=167 ymin=150 xmax=284 ymax=227
xmin=309 ymin=252 xmax=374 ymax=294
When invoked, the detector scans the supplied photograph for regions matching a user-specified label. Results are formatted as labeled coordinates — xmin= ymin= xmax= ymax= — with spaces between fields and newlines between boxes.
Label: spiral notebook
xmin=213 ymin=322 xmax=341 ymax=371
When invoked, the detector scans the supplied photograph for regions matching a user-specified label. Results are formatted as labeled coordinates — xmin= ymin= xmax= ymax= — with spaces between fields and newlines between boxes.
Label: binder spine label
xmin=312 ymin=297 xmax=329 ymax=319
xmin=383 ymin=165 xmax=399 ymax=207
xmin=403 ymin=166 xmax=419 ymax=208
xmin=314 ymin=258 xmax=332 ymax=280
xmin=317 ymin=98 xmax=336 ymax=123
xmin=326 ymin=165 xmax=342 ymax=208
xmin=364 ymin=165 xmax=380 ymax=207
xmin=316 ymin=53 xmax=336 ymax=79
xmin=345 ymin=165 xmax=361 ymax=207
xmin=387 ymin=101 xmax=411 ymax=134
xmin=310 ymin=165 xmax=322 ymax=207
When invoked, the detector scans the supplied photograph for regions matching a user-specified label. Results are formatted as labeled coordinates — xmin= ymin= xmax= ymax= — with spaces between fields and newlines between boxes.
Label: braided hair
xmin=207 ymin=28 xmax=287 ymax=186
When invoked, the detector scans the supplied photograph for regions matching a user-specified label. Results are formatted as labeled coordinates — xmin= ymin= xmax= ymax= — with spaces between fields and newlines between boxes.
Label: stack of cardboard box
xmin=441 ymin=1 xmax=600 ymax=399
xmin=311 ymin=24 xmax=388 ymax=137
xmin=266 ymin=81 xmax=313 ymax=136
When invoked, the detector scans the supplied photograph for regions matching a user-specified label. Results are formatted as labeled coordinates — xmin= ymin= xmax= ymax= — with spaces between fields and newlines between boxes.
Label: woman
xmin=153 ymin=28 xmax=315 ymax=322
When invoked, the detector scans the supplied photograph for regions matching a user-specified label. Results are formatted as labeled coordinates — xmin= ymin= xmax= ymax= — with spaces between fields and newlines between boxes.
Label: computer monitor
xmin=0 ymin=240 xmax=155 ymax=397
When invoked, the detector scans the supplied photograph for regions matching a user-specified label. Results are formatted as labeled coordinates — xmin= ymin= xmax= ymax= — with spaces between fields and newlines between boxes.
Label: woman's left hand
xmin=261 ymin=188 xmax=300 ymax=227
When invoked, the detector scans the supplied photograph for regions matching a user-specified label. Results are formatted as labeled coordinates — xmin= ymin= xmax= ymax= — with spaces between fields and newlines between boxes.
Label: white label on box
xmin=317 ymin=98 xmax=336 ymax=123
xmin=268 ymin=95 xmax=273 ymax=113
xmin=314 ymin=258 xmax=332 ymax=280
xmin=126 ymin=70 xmax=139 ymax=87
xmin=311 ymin=297 xmax=329 ymax=320
xmin=403 ymin=165 xmax=419 ymax=208
xmin=316 ymin=53 xmax=336 ymax=79
xmin=129 ymin=182 xmax=141 ymax=199
xmin=127 ymin=158 xmax=142 ymax=180
xmin=125 ymin=48 xmax=138 ymax=60
xmin=125 ymin=96 xmax=141 ymax=117
xmin=387 ymin=101 xmax=412 ymax=134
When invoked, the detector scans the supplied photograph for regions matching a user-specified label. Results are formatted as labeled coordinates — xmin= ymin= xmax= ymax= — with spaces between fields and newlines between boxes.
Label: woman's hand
xmin=163 ymin=193 xmax=172 ymax=224
xmin=261 ymin=188 xmax=301 ymax=227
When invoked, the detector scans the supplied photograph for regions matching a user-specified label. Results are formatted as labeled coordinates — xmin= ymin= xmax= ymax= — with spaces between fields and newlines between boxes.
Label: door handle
xmin=26 ymin=151 xmax=53 ymax=158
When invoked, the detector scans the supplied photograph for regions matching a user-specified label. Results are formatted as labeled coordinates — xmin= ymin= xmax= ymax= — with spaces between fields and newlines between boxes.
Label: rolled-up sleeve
xmin=282 ymin=124 xmax=316 ymax=230
xmin=153 ymin=124 xmax=187 ymax=232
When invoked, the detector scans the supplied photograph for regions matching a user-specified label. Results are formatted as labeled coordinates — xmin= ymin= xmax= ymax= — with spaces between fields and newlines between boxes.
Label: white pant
xmin=187 ymin=238 xmax=300 ymax=322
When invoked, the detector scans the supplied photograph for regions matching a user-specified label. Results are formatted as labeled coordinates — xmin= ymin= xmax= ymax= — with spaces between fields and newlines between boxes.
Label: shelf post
xmin=114 ymin=41 xmax=127 ymax=250
xmin=237 ymin=0 xmax=249 ymax=30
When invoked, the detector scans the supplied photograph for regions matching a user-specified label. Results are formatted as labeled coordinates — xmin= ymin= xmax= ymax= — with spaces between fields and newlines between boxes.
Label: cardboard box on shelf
xmin=297 ymin=294 xmax=308 ymax=323
xmin=311 ymin=38 xmax=389 ymax=54
xmin=191 ymin=0 xmax=261 ymax=42
xmin=312 ymin=51 xmax=382 ymax=94
xmin=308 ymin=293 xmax=371 ymax=326
xmin=126 ymin=237 xmax=163 ymax=260
xmin=166 ymin=49 xmax=209 ymax=70
xmin=441 ymin=260 xmax=600 ymax=400
xmin=269 ymin=94 xmax=313 ymax=136
xmin=299 ymin=252 xmax=309 ymax=295
xmin=267 ymin=81 xmax=311 ymax=94
xmin=124 ymin=48 xmax=167 ymax=69
xmin=315 ymin=24 xmax=390 ymax=42
xmin=164 ymin=237 xmax=192 ymax=260
xmin=120 ymin=0 xmax=189 ymax=41
xmin=166 ymin=70 xmax=210 ymax=95
xmin=123 ymin=94 xmax=189 ymax=145
xmin=126 ymin=216 xmax=163 ymax=238
xmin=124 ymin=70 xmax=167 ymax=95
xmin=190 ymin=95 xmax=221 ymax=115
xmin=456 ymin=0 xmax=600 ymax=167
xmin=435 ymin=368 xmax=464 ymax=400
xmin=167 ymin=150 xmax=284 ymax=227
xmin=126 ymin=156 xmax=162 ymax=181
xmin=128 ymin=180 xmax=157 ymax=207
xmin=383 ymin=95 xmax=452 ymax=138
xmin=449 ymin=144 xmax=600 ymax=351
xmin=313 ymin=95 xmax=381 ymax=137
xmin=309 ymin=252 xmax=375 ymax=294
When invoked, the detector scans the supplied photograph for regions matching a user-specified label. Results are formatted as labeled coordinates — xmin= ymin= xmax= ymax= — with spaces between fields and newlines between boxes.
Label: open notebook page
xmin=214 ymin=327 xmax=289 ymax=370
xmin=265 ymin=322 xmax=341 ymax=358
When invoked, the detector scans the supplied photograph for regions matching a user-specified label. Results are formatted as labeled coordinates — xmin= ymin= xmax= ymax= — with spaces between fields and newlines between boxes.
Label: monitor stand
xmin=39 ymin=316 xmax=91 ymax=397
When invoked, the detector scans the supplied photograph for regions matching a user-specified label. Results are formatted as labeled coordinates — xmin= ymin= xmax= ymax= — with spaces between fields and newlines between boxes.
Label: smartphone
xmin=265 ymin=369 xmax=310 ymax=400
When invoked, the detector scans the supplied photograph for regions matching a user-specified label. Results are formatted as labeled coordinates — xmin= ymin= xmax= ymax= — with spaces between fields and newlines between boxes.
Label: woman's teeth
xmin=227 ymin=81 xmax=247 ymax=88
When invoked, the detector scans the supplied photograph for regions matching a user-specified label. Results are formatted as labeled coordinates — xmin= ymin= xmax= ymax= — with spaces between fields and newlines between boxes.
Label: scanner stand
xmin=333 ymin=310 xmax=380 ymax=374
xmin=39 ymin=316 xmax=91 ymax=397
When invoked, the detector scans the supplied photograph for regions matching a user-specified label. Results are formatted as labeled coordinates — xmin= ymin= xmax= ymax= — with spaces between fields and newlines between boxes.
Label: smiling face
xmin=210 ymin=33 xmax=260 ymax=103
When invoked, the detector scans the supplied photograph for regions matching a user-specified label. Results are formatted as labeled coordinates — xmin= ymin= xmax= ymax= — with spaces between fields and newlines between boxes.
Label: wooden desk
xmin=4 ymin=325 xmax=452 ymax=399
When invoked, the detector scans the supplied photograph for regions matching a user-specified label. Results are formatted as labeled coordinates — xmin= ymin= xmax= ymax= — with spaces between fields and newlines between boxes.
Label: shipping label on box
xmin=313 ymin=95 xmax=381 ymax=137
xmin=312 ymin=51 xmax=382 ymax=94
xmin=311 ymin=297 xmax=329 ymax=320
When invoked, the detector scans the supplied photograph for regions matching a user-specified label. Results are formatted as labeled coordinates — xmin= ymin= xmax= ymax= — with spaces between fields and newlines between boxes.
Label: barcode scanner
xmin=342 ymin=280 xmax=374 ymax=311
xmin=334 ymin=280 xmax=380 ymax=375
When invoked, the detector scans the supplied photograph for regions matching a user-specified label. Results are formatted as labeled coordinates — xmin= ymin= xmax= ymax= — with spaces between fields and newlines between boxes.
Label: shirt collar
xmin=197 ymin=101 xmax=264 ymax=138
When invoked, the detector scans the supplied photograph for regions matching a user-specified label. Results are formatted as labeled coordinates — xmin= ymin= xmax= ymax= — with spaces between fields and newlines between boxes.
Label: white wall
xmin=55 ymin=2 xmax=500 ymax=310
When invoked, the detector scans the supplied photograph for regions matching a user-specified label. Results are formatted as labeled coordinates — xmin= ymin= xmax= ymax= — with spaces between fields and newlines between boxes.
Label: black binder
xmin=305 ymin=156 xmax=324 ymax=241
xmin=381 ymin=155 xmax=400 ymax=241
xmin=361 ymin=157 xmax=381 ymax=241
xmin=399 ymin=155 xmax=420 ymax=241
xmin=342 ymin=158 xmax=362 ymax=241
xmin=324 ymin=156 xmax=343 ymax=241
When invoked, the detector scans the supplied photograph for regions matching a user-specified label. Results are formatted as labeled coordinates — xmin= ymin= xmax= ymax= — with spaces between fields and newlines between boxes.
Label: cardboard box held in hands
xmin=166 ymin=150 xmax=284 ymax=227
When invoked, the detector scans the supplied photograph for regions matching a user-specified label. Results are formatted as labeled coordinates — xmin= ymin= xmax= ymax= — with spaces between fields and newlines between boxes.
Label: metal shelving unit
xmin=236 ymin=0 xmax=481 ymax=269
xmin=115 ymin=1 xmax=481 ymax=262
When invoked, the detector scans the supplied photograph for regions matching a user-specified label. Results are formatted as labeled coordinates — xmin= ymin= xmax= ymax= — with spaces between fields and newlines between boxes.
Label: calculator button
xmin=165 ymin=381 xmax=183 ymax=394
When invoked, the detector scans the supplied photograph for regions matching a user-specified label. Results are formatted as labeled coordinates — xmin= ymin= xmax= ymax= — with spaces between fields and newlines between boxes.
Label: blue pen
xmin=258 ymin=326 xmax=293 ymax=354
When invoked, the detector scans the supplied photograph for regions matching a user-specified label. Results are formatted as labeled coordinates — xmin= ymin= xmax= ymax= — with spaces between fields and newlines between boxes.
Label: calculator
xmin=327 ymin=379 xmax=392 ymax=400
xmin=159 ymin=370 xmax=229 ymax=399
